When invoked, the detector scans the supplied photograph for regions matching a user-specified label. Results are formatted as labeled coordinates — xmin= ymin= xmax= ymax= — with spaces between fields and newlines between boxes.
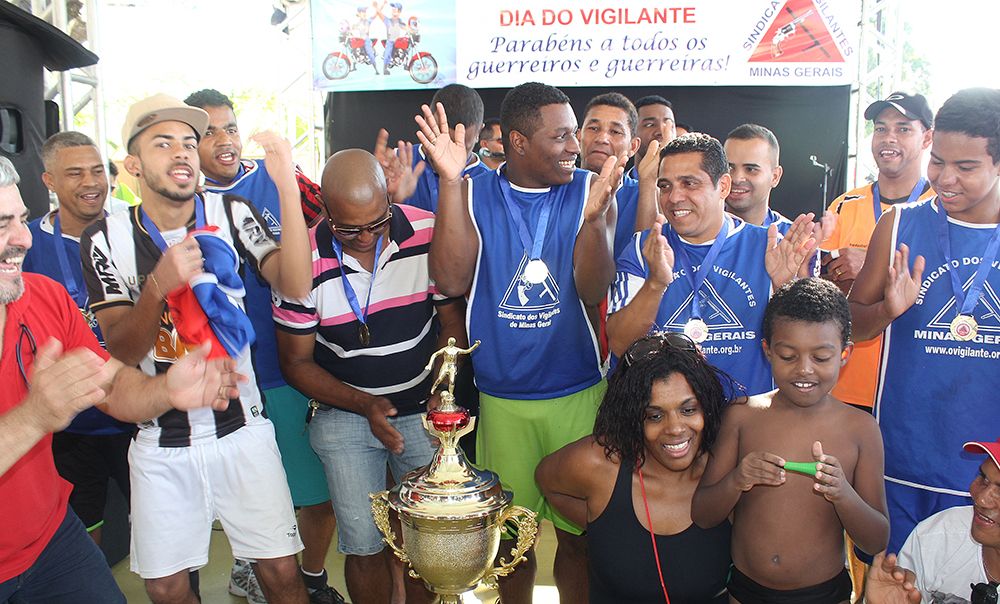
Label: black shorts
xmin=51 ymin=431 xmax=133 ymax=529
xmin=729 ymin=566 xmax=852 ymax=604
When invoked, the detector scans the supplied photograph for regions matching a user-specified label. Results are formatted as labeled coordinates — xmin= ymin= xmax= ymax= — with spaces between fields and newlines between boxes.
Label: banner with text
xmin=311 ymin=0 xmax=859 ymax=91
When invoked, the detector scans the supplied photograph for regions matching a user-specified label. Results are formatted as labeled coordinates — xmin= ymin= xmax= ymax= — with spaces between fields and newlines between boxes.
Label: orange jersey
xmin=822 ymin=182 xmax=935 ymax=407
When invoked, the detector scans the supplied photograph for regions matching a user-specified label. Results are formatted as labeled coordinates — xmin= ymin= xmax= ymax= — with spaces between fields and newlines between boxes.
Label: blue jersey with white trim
xmin=878 ymin=199 xmax=999 ymax=496
xmin=406 ymin=144 xmax=490 ymax=213
xmin=610 ymin=217 xmax=774 ymax=395
xmin=467 ymin=168 xmax=603 ymax=399
xmin=203 ymin=160 xmax=285 ymax=390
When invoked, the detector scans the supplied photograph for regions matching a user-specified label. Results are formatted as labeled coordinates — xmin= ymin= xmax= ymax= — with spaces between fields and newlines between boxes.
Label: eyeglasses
xmin=972 ymin=582 xmax=998 ymax=604
xmin=621 ymin=331 xmax=700 ymax=368
xmin=328 ymin=204 xmax=392 ymax=240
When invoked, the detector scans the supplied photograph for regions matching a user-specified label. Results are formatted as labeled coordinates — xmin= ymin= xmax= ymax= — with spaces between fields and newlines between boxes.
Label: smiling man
xmin=724 ymin=124 xmax=792 ymax=234
xmin=849 ymin=87 xmax=1000 ymax=552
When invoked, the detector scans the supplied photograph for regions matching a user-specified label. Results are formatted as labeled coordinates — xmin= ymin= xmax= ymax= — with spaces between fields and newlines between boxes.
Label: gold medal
xmin=949 ymin=314 xmax=978 ymax=342
xmin=359 ymin=323 xmax=371 ymax=346
xmin=522 ymin=259 xmax=549 ymax=285
xmin=683 ymin=318 xmax=709 ymax=343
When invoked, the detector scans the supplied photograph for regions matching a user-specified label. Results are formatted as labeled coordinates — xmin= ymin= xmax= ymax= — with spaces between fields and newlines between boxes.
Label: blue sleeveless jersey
xmin=467 ymin=168 xmax=603 ymax=399
xmin=610 ymin=217 xmax=774 ymax=395
xmin=24 ymin=213 xmax=131 ymax=435
xmin=614 ymin=175 xmax=640 ymax=260
xmin=878 ymin=199 xmax=998 ymax=498
xmin=203 ymin=160 xmax=285 ymax=390
xmin=406 ymin=144 xmax=491 ymax=213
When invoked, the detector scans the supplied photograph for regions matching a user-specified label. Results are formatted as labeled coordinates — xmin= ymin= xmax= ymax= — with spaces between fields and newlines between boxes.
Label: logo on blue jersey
xmin=498 ymin=253 xmax=560 ymax=312
xmin=926 ymin=275 xmax=1000 ymax=335
xmin=661 ymin=281 xmax=745 ymax=332
xmin=260 ymin=208 xmax=281 ymax=238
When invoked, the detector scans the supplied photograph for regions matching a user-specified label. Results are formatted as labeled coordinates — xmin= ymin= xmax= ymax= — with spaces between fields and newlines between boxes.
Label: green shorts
xmin=476 ymin=380 xmax=605 ymax=535
xmin=263 ymin=385 xmax=330 ymax=506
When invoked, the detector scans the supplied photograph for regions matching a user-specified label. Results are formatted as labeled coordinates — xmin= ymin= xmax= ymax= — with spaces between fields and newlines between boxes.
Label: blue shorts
xmin=309 ymin=407 xmax=435 ymax=556
xmin=263 ymin=385 xmax=331 ymax=506
xmin=0 ymin=508 xmax=125 ymax=603
xmin=885 ymin=479 xmax=972 ymax=552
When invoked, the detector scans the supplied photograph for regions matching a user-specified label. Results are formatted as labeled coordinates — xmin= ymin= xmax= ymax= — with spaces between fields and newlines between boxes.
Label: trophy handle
xmin=370 ymin=491 xmax=417 ymax=577
xmin=482 ymin=505 xmax=538 ymax=588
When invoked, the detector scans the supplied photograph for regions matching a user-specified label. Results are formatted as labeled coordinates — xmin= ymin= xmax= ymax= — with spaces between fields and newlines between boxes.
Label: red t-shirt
xmin=0 ymin=273 xmax=109 ymax=582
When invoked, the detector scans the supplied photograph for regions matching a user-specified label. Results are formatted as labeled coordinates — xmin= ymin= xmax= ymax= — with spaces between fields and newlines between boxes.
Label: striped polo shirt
xmin=81 ymin=192 xmax=276 ymax=447
xmin=272 ymin=204 xmax=454 ymax=416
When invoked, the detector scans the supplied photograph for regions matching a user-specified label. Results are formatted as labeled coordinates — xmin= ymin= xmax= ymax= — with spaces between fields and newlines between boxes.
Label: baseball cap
xmin=122 ymin=93 xmax=209 ymax=151
xmin=964 ymin=438 xmax=1000 ymax=470
xmin=864 ymin=92 xmax=934 ymax=130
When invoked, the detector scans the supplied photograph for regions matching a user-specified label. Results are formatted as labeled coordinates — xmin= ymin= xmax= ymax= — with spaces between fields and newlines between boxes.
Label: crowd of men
xmin=0 ymin=79 xmax=997 ymax=604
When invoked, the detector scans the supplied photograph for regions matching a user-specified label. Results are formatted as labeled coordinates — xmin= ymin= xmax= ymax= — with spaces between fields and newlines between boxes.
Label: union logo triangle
xmin=661 ymin=281 xmax=745 ymax=331
xmin=749 ymin=0 xmax=844 ymax=63
xmin=927 ymin=276 xmax=1000 ymax=334
xmin=498 ymin=253 xmax=560 ymax=312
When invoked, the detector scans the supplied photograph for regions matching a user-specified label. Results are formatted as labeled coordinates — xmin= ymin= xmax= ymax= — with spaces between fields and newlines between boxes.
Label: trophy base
xmin=433 ymin=596 xmax=461 ymax=604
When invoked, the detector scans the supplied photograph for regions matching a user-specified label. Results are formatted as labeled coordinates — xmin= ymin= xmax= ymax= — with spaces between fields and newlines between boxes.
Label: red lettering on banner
xmin=500 ymin=9 xmax=535 ymax=27
xmin=578 ymin=7 xmax=696 ymax=26
xmin=542 ymin=9 xmax=572 ymax=25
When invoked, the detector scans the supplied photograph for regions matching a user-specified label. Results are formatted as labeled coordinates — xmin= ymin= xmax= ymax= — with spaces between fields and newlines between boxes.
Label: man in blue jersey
xmin=184 ymin=89 xmax=342 ymax=604
xmin=724 ymin=123 xmax=793 ymax=235
xmin=849 ymin=87 xmax=1000 ymax=552
xmin=628 ymin=95 xmax=676 ymax=181
xmin=607 ymin=133 xmax=818 ymax=396
xmin=381 ymin=83 xmax=487 ymax=213
xmin=24 ymin=132 xmax=134 ymax=549
xmin=418 ymin=82 xmax=622 ymax=604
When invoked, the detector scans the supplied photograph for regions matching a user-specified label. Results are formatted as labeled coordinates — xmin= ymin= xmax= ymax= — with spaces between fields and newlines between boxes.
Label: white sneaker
xmin=229 ymin=559 xmax=268 ymax=604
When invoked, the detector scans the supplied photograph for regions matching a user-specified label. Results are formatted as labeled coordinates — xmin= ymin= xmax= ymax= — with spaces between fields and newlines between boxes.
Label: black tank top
xmin=588 ymin=459 xmax=732 ymax=604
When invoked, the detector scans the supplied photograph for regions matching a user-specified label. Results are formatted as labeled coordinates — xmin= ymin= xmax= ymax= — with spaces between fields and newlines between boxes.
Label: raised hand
xmin=642 ymin=213 xmax=674 ymax=290
xmin=585 ymin=154 xmax=625 ymax=224
xmin=733 ymin=451 xmax=786 ymax=491
xmin=866 ymin=552 xmax=921 ymax=604
xmin=637 ymin=139 xmax=661 ymax=183
xmin=365 ymin=396 xmax=404 ymax=454
xmin=25 ymin=339 xmax=113 ymax=433
xmin=151 ymin=236 xmax=204 ymax=296
xmin=251 ymin=131 xmax=295 ymax=190
xmin=374 ymin=128 xmax=425 ymax=203
xmin=415 ymin=102 xmax=467 ymax=184
xmin=812 ymin=441 xmax=853 ymax=503
xmin=766 ymin=212 xmax=817 ymax=288
xmin=883 ymin=243 xmax=925 ymax=320
xmin=166 ymin=342 xmax=247 ymax=412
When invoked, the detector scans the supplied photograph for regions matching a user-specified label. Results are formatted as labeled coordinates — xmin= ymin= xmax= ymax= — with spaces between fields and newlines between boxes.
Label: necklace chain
xmin=985 ymin=548 xmax=998 ymax=583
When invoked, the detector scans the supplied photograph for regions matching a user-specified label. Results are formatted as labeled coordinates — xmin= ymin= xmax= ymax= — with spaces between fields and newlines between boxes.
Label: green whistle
xmin=783 ymin=461 xmax=818 ymax=476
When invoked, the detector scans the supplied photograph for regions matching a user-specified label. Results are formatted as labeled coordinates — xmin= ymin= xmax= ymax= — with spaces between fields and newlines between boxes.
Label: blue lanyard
xmin=873 ymin=177 xmax=927 ymax=223
xmin=497 ymin=169 xmax=554 ymax=263
xmin=933 ymin=201 xmax=1000 ymax=318
xmin=666 ymin=217 xmax=730 ymax=321
xmin=331 ymin=234 xmax=384 ymax=332
xmin=139 ymin=196 xmax=207 ymax=253
xmin=51 ymin=213 xmax=86 ymax=307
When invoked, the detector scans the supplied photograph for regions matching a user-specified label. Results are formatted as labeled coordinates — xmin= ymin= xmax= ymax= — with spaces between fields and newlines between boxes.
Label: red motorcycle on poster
xmin=323 ymin=13 xmax=438 ymax=84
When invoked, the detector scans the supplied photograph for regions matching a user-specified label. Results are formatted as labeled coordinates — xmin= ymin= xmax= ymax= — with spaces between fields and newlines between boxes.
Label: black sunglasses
xmin=972 ymin=582 xmax=998 ymax=604
xmin=622 ymin=331 xmax=700 ymax=368
xmin=327 ymin=203 xmax=392 ymax=240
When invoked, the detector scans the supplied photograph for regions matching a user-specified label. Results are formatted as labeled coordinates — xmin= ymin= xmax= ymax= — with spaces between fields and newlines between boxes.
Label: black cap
xmin=864 ymin=92 xmax=934 ymax=129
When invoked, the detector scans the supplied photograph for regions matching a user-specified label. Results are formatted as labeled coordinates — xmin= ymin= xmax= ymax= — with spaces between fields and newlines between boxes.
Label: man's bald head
xmin=321 ymin=149 xmax=387 ymax=210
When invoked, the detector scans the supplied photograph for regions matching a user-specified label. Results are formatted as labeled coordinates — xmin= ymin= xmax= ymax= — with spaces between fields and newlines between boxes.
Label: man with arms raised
xmin=80 ymin=94 xmax=312 ymax=604
xmin=419 ymin=82 xmax=621 ymax=603
xmin=822 ymin=92 xmax=935 ymax=412
xmin=0 ymin=155 xmax=242 ymax=603
xmin=608 ymin=134 xmax=817 ymax=396
xmin=184 ymin=88 xmax=340 ymax=604
xmin=849 ymin=87 xmax=1000 ymax=552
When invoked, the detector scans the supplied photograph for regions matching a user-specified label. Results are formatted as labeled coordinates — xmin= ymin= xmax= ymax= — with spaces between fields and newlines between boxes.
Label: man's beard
xmin=0 ymin=245 xmax=27 ymax=304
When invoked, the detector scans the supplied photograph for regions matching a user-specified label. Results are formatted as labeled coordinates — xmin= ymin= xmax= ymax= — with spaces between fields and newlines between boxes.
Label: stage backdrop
xmin=311 ymin=0 xmax=858 ymax=92
xmin=324 ymin=84 xmax=850 ymax=220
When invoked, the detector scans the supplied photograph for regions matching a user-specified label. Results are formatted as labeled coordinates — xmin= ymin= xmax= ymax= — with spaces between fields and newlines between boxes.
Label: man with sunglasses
xmin=184 ymin=89 xmax=341 ymax=604
xmin=273 ymin=149 xmax=465 ymax=604
xmin=866 ymin=438 xmax=1000 ymax=604
xmin=0 ymin=156 xmax=244 ymax=603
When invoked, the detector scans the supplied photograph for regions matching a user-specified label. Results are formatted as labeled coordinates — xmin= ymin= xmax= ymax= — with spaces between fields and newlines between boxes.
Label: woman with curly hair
xmin=536 ymin=332 xmax=736 ymax=603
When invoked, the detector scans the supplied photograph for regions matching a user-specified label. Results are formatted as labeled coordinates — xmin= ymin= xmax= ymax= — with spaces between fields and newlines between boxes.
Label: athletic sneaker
xmin=229 ymin=559 xmax=268 ymax=604
xmin=308 ymin=584 xmax=348 ymax=604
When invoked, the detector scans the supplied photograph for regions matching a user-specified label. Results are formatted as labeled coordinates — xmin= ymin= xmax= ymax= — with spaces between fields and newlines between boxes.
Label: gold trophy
xmin=371 ymin=338 xmax=537 ymax=603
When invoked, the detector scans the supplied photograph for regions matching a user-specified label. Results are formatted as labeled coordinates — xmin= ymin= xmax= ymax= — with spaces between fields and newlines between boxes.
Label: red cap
xmin=963 ymin=439 xmax=1000 ymax=471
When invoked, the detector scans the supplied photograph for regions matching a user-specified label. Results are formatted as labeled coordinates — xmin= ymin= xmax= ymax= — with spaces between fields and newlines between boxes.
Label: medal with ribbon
xmin=497 ymin=170 xmax=555 ymax=285
xmin=52 ymin=213 xmax=87 ymax=308
xmin=933 ymin=201 xmax=1000 ymax=342
xmin=665 ymin=217 xmax=730 ymax=344
xmin=331 ymin=233 xmax=384 ymax=347
xmin=139 ymin=195 xmax=207 ymax=252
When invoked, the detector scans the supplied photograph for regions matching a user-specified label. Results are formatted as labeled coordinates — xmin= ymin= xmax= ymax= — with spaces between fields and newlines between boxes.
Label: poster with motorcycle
xmin=311 ymin=0 xmax=452 ymax=91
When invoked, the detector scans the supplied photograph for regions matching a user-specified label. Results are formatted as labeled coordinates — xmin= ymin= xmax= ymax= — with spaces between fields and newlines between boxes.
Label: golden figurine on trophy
xmin=371 ymin=339 xmax=537 ymax=604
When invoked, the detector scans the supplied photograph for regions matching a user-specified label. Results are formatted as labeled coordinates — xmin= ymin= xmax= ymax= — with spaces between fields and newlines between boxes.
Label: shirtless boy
xmin=692 ymin=277 xmax=888 ymax=603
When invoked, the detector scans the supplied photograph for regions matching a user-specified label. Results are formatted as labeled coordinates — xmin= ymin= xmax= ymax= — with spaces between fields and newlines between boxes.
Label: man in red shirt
xmin=0 ymin=156 xmax=243 ymax=602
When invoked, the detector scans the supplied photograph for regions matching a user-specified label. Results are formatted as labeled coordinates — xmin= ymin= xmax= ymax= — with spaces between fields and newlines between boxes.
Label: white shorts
xmin=128 ymin=421 xmax=303 ymax=579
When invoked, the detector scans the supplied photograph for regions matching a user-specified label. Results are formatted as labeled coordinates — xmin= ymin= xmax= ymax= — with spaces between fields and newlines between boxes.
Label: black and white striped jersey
xmin=81 ymin=192 xmax=279 ymax=447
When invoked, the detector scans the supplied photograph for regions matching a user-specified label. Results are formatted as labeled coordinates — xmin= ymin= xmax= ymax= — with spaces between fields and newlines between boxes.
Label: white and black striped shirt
xmin=81 ymin=192 xmax=278 ymax=447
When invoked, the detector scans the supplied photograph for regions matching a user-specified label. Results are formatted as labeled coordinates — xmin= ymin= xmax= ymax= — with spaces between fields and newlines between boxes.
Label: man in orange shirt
xmin=821 ymin=92 xmax=935 ymax=410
